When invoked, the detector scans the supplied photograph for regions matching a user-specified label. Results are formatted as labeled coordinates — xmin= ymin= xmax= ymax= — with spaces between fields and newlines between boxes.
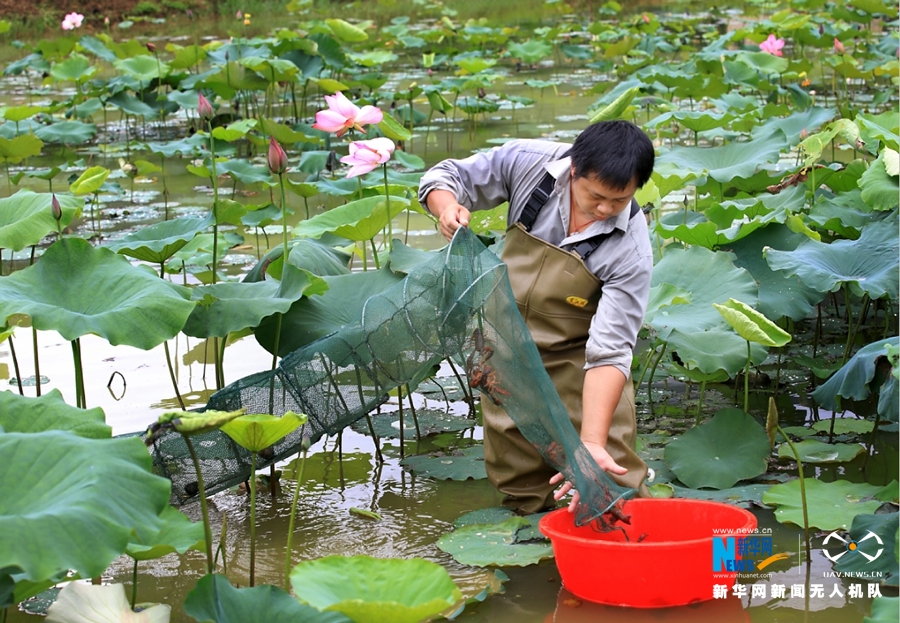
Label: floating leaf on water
xmin=436 ymin=517 xmax=553 ymax=568
xmin=810 ymin=418 xmax=875 ymax=435
xmin=777 ymin=439 xmax=864 ymax=463
xmin=401 ymin=446 xmax=486 ymax=480
xmin=762 ymin=479 xmax=883 ymax=531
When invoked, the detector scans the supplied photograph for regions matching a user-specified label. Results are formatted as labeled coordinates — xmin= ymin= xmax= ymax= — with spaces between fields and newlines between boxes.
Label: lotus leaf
xmin=860 ymin=149 xmax=900 ymax=211
xmin=723 ymin=224 xmax=825 ymax=322
xmin=282 ymin=452 xmax=370 ymax=486
xmin=49 ymin=54 xmax=96 ymax=83
xmin=184 ymin=574 xmax=350 ymax=623
xmin=811 ymin=337 xmax=899 ymax=414
xmin=654 ymin=133 xmax=786 ymax=184
xmin=351 ymin=409 xmax=473 ymax=439
xmin=220 ymin=412 xmax=306 ymax=453
xmin=147 ymin=409 xmax=245 ymax=441
xmin=712 ymin=298 xmax=791 ymax=347
xmin=436 ymin=517 xmax=553 ymax=567
xmin=216 ymin=159 xmax=273 ymax=186
xmin=291 ymin=556 xmax=462 ymax=623
xmin=671 ymin=483 xmax=772 ymax=507
xmin=69 ymin=166 xmax=111 ymax=196
xmin=875 ymin=480 xmax=899 ymax=503
xmin=0 ymin=389 xmax=109 ymax=438
xmin=777 ymin=439 xmax=865 ymax=463
xmin=126 ymin=505 xmax=204 ymax=561
xmin=34 ymin=121 xmax=96 ymax=145
xmin=865 ymin=597 xmax=900 ymax=623
xmin=45 ymin=583 xmax=170 ymax=623
xmin=0 ymin=190 xmax=81 ymax=251
xmin=114 ymin=55 xmax=170 ymax=81
xmin=0 ymin=238 xmax=195 ymax=349
xmin=105 ymin=92 xmax=157 ymax=117
xmin=765 ymin=217 xmax=899 ymax=299
xmin=325 ymin=18 xmax=368 ymax=42
xmin=0 ymin=134 xmax=43 ymax=163
xmin=297 ymin=196 xmax=411 ymax=242
xmin=453 ymin=507 xmax=517 ymax=529
xmin=750 ymin=106 xmax=839 ymax=144
xmin=401 ymin=446 xmax=487 ymax=480
xmin=0 ymin=432 xmax=169 ymax=582
xmin=664 ymin=408 xmax=770 ymax=489
xmin=255 ymin=268 xmax=403 ymax=357
xmin=811 ymin=419 xmax=875 ymax=435
xmin=104 ymin=213 xmax=214 ymax=264
xmin=182 ymin=280 xmax=303 ymax=338
xmin=856 ymin=111 xmax=899 ymax=152
xmin=762 ymin=479 xmax=883 ymax=531
xmin=647 ymin=246 xmax=758 ymax=340
xmin=665 ymin=329 xmax=768 ymax=376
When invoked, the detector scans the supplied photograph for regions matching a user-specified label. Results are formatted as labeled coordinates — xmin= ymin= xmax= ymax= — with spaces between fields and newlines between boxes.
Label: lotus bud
xmin=197 ymin=93 xmax=214 ymax=121
xmin=833 ymin=38 xmax=845 ymax=54
xmin=301 ymin=435 xmax=311 ymax=452
xmin=146 ymin=42 xmax=156 ymax=53
xmin=818 ymin=24 xmax=824 ymax=35
xmin=236 ymin=10 xmax=243 ymax=19
xmin=104 ymin=16 xmax=110 ymax=25
xmin=51 ymin=194 xmax=62 ymax=221
xmin=267 ymin=137 xmax=288 ymax=175
xmin=800 ymin=128 xmax=808 ymax=140
xmin=642 ymin=13 xmax=650 ymax=23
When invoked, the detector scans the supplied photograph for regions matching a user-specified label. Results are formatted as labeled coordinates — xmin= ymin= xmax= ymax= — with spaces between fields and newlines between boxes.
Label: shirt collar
xmin=545 ymin=156 xmax=632 ymax=235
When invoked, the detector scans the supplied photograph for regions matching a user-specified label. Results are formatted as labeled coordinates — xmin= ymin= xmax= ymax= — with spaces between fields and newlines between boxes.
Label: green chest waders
xmin=481 ymin=176 xmax=649 ymax=514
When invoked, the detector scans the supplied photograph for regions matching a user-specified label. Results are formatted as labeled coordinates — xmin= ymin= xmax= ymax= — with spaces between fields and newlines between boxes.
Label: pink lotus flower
xmin=61 ymin=12 xmax=84 ymax=30
xmin=313 ymin=92 xmax=384 ymax=137
xmin=197 ymin=93 xmax=214 ymax=121
xmin=340 ymin=137 xmax=395 ymax=178
xmin=268 ymin=137 xmax=288 ymax=175
xmin=833 ymin=38 xmax=845 ymax=54
xmin=759 ymin=34 xmax=785 ymax=56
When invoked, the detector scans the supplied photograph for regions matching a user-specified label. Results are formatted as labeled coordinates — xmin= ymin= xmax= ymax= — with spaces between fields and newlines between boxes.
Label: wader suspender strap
xmin=516 ymin=171 xmax=642 ymax=261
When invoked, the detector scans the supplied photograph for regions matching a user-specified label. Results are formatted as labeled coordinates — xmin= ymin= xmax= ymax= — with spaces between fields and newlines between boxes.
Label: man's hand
xmin=549 ymin=440 xmax=627 ymax=512
xmin=425 ymin=189 xmax=470 ymax=240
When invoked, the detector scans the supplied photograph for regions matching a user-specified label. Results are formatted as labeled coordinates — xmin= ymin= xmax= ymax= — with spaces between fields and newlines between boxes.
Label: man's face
xmin=570 ymin=167 xmax=638 ymax=223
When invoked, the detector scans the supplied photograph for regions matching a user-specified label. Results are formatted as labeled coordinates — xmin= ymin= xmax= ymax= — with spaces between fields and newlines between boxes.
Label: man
xmin=418 ymin=120 xmax=655 ymax=514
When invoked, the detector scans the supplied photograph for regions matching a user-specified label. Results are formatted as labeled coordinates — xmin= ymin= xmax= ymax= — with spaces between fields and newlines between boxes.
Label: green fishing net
xmin=145 ymin=227 xmax=634 ymax=529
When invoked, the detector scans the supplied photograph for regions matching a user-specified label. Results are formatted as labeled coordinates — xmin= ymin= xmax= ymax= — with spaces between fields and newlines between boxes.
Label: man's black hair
xmin=568 ymin=120 xmax=655 ymax=190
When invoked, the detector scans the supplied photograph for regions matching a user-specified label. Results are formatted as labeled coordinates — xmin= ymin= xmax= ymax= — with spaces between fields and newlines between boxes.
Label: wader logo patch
xmin=565 ymin=295 xmax=588 ymax=308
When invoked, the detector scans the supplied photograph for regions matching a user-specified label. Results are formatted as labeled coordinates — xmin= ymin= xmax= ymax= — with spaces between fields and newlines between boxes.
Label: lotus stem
xmin=397 ymin=387 xmax=405 ymax=459
xmin=844 ymin=293 xmax=870 ymax=365
xmin=777 ymin=424 xmax=811 ymax=563
xmin=249 ymin=451 xmax=257 ymax=587
xmin=207 ymin=121 xmax=220 ymax=286
xmin=743 ymin=340 xmax=751 ymax=413
xmin=278 ymin=172 xmax=289 ymax=267
xmin=285 ymin=448 xmax=307 ymax=589
xmin=695 ymin=378 xmax=706 ymax=426
xmin=183 ymin=435 xmax=214 ymax=574
xmin=369 ymin=239 xmax=381 ymax=270
xmin=72 ymin=338 xmax=85 ymax=409
xmin=7 ymin=336 xmax=23 ymax=395
xmin=130 ymin=559 xmax=138 ymax=610
xmin=383 ymin=164 xmax=393 ymax=254
xmin=31 ymin=327 xmax=40 ymax=397
xmin=164 ymin=341 xmax=185 ymax=410
xmin=407 ymin=385 xmax=421 ymax=440
xmin=646 ymin=343 xmax=668 ymax=405
xmin=862 ymin=409 xmax=881 ymax=470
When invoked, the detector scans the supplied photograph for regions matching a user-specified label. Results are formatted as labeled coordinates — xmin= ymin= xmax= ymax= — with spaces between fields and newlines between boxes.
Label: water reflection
xmin=546 ymin=589 xmax=749 ymax=623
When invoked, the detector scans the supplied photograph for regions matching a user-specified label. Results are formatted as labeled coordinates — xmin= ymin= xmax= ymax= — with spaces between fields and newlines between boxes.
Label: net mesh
xmin=145 ymin=227 xmax=634 ymax=529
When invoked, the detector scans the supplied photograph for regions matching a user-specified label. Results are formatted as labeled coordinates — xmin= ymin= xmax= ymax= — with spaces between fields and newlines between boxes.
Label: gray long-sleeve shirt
xmin=418 ymin=138 xmax=653 ymax=378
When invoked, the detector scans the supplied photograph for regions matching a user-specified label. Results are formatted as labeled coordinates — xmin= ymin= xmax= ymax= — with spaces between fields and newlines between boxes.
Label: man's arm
xmin=425 ymin=189 xmax=471 ymax=241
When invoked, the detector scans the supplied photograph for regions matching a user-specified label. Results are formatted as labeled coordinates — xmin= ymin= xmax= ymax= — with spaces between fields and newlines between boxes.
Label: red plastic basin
xmin=539 ymin=499 xmax=758 ymax=608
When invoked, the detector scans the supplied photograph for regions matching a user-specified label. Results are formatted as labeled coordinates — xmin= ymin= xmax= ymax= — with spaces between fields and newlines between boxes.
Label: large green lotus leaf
xmin=452 ymin=507 xmax=517 ymax=529
xmin=401 ymin=446 xmax=487 ymax=480
xmin=765 ymin=217 xmax=899 ymax=299
xmin=0 ymin=432 xmax=169 ymax=582
xmin=69 ymin=166 xmax=111 ymax=196
xmin=654 ymin=132 xmax=786 ymax=184
xmin=291 ymin=556 xmax=462 ymax=623
xmin=811 ymin=337 xmax=899 ymax=411
xmin=860 ymin=149 xmax=900 ymax=211
xmin=0 ymin=238 xmax=195 ymax=349
xmin=216 ymin=159 xmax=273 ymax=185
xmin=34 ymin=121 xmax=97 ymax=145
xmin=777 ymin=439 xmax=865 ymax=463
xmin=105 ymin=91 xmax=157 ymax=117
xmin=113 ymin=55 xmax=170 ymax=81
xmin=255 ymin=268 xmax=403 ymax=357
xmin=0 ymin=190 xmax=81 ymax=251
xmin=665 ymin=328 xmax=768 ymax=376
xmin=722 ymin=224 xmax=825 ymax=322
xmin=220 ymin=412 xmax=306 ymax=453
xmin=183 ymin=280 xmax=299 ymax=338
xmin=762 ymin=479 xmax=883 ymax=531
xmin=45 ymin=583 xmax=170 ymax=623
xmin=856 ymin=111 xmax=899 ymax=152
xmin=350 ymin=408 xmax=474 ymax=439
xmin=0 ymin=134 xmax=43 ymax=164
xmin=49 ymin=54 xmax=96 ymax=83
xmin=808 ymin=190 xmax=880 ymax=238
xmin=712 ymin=298 xmax=791 ymax=347
xmin=670 ymin=483 xmax=771 ymax=508
xmin=811 ymin=419 xmax=875 ymax=435
xmin=833 ymin=512 xmax=898 ymax=586
xmin=647 ymin=246 xmax=758 ymax=340
xmin=865 ymin=597 xmax=900 ymax=623
xmin=750 ymin=106 xmax=839 ymax=145
xmin=184 ymin=574 xmax=350 ymax=623
xmin=664 ymin=408 xmax=770 ymax=489
xmin=436 ymin=517 xmax=554 ymax=568
xmin=294 ymin=195 xmax=410 ymax=242
xmin=126 ymin=505 xmax=204 ymax=561
xmin=104 ymin=214 xmax=214 ymax=263
xmin=0 ymin=389 xmax=109 ymax=438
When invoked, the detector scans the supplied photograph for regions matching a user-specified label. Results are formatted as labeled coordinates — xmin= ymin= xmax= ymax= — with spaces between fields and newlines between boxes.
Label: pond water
xmin=1 ymin=1 xmax=897 ymax=622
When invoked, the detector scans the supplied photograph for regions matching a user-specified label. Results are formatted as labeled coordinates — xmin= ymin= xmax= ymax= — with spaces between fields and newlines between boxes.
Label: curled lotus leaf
xmin=811 ymin=336 xmax=899 ymax=415
xmin=146 ymin=408 xmax=245 ymax=442
xmin=712 ymin=298 xmax=791 ymax=347
xmin=126 ymin=505 xmax=205 ymax=562
xmin=220 ymin=412 xmax=307 ymax=453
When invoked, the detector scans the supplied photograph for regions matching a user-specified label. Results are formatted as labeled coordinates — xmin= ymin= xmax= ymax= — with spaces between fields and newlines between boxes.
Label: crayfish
xmin=465 ymin=328 xmax=511 ymax=406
